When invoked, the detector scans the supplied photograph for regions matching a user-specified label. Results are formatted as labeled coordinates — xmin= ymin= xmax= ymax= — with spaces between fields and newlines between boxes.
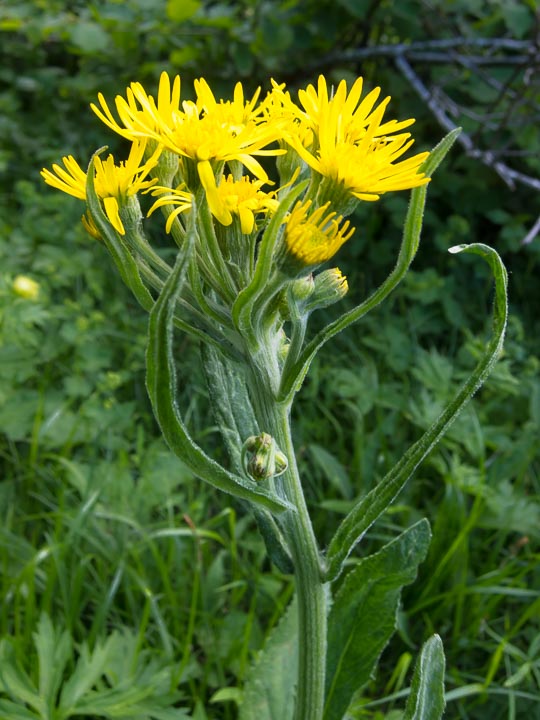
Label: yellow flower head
xmin=91 ymin=72 xmax=183 ymax=141
xmin=90 ymin=73 xmax=285 ymax=210
xmin=281 ymin=75 xmax=429 ymax=203
xmin=40 ymin=140 xmax=160 ymax=234
xmin=211 ymin=175 xmax=279 ymax=233
xmin=284 ymin=200 xmax=355 ymax=267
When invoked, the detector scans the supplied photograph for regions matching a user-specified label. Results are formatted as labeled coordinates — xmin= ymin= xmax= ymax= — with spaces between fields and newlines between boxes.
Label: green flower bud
xmin=305 ymin=267 xmax=348 ymax=312
xmin=242 ymin=432 xmax=288 ymax=482
xmin=287 ymin=273 xmax=315 ymax=320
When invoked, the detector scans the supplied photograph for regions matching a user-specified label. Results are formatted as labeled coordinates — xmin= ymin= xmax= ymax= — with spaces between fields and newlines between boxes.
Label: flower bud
xmin=305 ymin=268 xmax=348 ymax=311
xmin=290 ymin=274 xmax=315 ymax=302
xmin=12 ymin=275 xmax=40 ymax=300
xmin=242 ymin=432 xmax=288 ymax=482
xmin=287 ymin=273 xmax=315 ymax=320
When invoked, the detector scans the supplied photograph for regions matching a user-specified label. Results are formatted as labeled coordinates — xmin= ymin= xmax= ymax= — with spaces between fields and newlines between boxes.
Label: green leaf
xmin=166 ymin=0 xmax=200 ymax=22
xmin=325 ymin=243 xmax=507 ymax=580
xmin=0 ymin=700 xmax=40 ymax=719
xmin=69 ymin=21 xmax=109 ymax=53
xmin=59 ymin=636 xmax=114 ymax=711
xmin=324 ymin=520 xmax=431 ymax=720
xmin=34 ymin=613 xmax=72 ymax=711
xmin=0 ymin=641 xmax=41 ymax=713
xmin=309 ymin=444 xmax=353 ymax=499
xmin=403 ymin=635 xmax=446 ymax=720
xmin=200 ymin=343 xmax=259 ymax=472
xmin=145 ymin=210 xmax=292 ymax=515
xmin=240 ymin=598 xmax=298 ymax=720
xmin=232 ymin=180 xmax=308 ymax=347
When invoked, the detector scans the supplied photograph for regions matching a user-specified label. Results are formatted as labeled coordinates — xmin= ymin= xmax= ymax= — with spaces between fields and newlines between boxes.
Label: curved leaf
xmin=325 ymin=242 xmax=507 ymax=580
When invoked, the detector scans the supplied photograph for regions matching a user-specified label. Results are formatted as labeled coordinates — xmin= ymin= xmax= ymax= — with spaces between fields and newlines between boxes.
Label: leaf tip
xmin=448 ymin=244 xmax=468 ymax=254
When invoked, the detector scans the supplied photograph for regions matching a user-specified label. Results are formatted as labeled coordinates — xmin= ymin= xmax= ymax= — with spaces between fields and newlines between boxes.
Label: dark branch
xmin=394 ymin=54 xmax=540 ymax=193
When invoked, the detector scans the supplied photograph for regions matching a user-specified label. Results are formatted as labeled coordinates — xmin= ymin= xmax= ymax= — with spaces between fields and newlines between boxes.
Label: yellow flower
xmin=91 ymin=71 xmax=182 ymax=141
xmin=90 ymin=74 xmax=285 ymax=210
xmin=211 ymin=175 xmax=279 ymax=233
xmin=277 ymin=75 xmax=429 ymax=203
xmin=284 ymin=200 xmax=355 ymax=267
xmin=41 ymin=140 xmax=160 ymax=234
xmin=12 ymin=275 xmax=40 ymax=300
xmin=146 ymin=185 xmax=193 ymax=233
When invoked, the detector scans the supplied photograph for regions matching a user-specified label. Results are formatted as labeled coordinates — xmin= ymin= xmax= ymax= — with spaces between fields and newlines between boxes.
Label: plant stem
xmin=255 ymin=390 xmax=327 ymax=720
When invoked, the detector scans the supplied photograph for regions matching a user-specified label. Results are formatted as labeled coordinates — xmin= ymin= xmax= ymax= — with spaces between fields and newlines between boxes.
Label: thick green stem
xmin=254 ymin=391 xmax=327 ymax=720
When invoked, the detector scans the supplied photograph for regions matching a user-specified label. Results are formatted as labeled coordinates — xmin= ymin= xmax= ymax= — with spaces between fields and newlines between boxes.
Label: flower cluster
xmin=42 ymin=72 xmax=429 ymax=279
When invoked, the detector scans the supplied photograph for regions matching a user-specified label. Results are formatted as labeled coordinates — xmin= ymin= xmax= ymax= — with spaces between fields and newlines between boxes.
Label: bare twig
xmin=394 ymin=54 xmax=540 ymax=192
xmin=320 ymin=37 xmax=537 ymax=67
xmin=522 ymin=214 xmax=540 ymax=245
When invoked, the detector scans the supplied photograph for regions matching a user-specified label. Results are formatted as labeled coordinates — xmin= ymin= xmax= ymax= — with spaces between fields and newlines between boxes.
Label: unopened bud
xmin=12 ymin=275 xmax=40 ymax=300
xmin=287 ymin=273 xmax=315 ymax=320
xmin=242 ymin=432 xmax=288 ymax=482
xmin=305 ymin=268 xmax=348 ymax=311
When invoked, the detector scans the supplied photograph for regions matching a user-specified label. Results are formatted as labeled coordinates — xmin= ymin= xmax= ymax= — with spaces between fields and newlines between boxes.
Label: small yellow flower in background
xmin=41 ymin=140 xmax=160 ymax=234
xmin=12 ymin=275 xmax=40 ymax=300
xmin=284 ymin=200 xmax=355 ymax=267
xmin=194 ymin=78 xmax=265 ymax=127
xmin=147 ymin=185 xmax=193 ymax=233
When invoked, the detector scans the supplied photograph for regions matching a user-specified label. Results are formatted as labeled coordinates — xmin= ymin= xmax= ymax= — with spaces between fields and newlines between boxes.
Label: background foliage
xmin=1 ymin=1 xmax=539 ymax=718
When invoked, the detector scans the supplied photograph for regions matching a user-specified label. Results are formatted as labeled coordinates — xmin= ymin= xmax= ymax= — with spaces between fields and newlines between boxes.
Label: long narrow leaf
xmin=146 ymin=212 xmax=292 ymax=514
xmin=326 ymin=242 xmax=507 ymax=580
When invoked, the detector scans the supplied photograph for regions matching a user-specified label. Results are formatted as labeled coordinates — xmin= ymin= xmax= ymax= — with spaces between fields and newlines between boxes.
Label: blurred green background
xmin=1 ymin=1 xmax=539 ymax=718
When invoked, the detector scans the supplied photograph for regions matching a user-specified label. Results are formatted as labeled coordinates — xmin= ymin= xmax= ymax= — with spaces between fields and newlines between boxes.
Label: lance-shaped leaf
xmin=146 ymin=212 xmax=292 ymax=515
xmin=86 ymin=148 xmax=154 ymax=312
xmin=325 ymin=242 xmax=508 ymax=581
xmin=278 ymin=129 xmax=461 ymax=404
xmin=403 ymin=635 xmax=446 ymax=720
xmin=324 ymin=520 xmax=431 ymax=720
